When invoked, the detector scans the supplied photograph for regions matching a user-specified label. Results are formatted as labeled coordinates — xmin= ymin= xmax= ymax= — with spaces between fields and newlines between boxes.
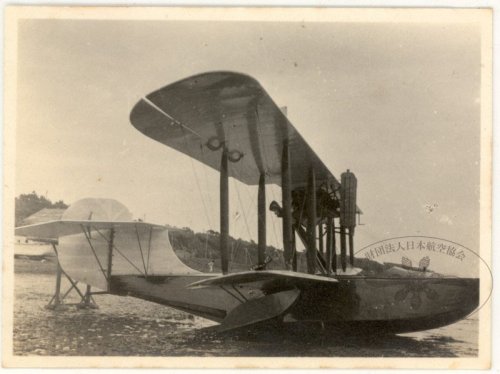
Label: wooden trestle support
xmin=45 ymin=245 xmax=100 ymax=310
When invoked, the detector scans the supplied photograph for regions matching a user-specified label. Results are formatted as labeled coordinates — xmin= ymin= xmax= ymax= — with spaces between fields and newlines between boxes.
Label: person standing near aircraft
xmin=208 ymin=259 xmax=215 ymax=273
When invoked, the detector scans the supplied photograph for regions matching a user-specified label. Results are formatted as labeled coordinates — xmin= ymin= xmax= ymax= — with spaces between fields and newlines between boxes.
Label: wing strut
xmin=220 ymin=147 xmax=229 ymax=274
xmin=281 ymin=138 xmax=294 ymax=270
xmin=134 ymin=225 xmax=148 ymax=278
xmin=326 ymin=216 xmax=334 ymax=274
xmin=306 ymin=166 xmax=317 ymax=274
xmin=93 ymin=227 xmax=146 ymax=276
xmin=106 ymin=228 xmax=115 ymax=291
xmin=80 ymin=225 xmax=109 ymax=283
xmin=257 ymin=172 xmax=266 ymax=267
xmin=340 ymin=170 xmax=358 ymax=270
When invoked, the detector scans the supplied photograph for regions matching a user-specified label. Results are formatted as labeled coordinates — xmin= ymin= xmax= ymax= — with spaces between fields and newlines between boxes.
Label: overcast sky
xmin=15 ymin=18 xmax=481 ymax=268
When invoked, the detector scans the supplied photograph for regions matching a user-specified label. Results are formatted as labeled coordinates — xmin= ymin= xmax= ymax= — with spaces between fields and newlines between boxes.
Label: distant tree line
xmin=14 ymin=192 xmax=385 ymax=274
xmin=15 ymin=191 xmax=68 ymax=226
xmin=169 ymin=227 xmax=292 ymax=271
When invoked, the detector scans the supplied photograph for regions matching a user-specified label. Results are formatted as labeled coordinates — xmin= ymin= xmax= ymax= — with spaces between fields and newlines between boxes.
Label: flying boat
xmin=15 ymin=72 xmax=479 ymax=334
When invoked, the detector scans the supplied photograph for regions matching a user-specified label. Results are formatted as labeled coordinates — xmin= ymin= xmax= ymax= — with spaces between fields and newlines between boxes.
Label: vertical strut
xmin=306 ymin=166 xmax=317 ymax=274
xmin=53 ymin=243 xmax=62 ymax=306
xmin=292 ymin=226 xmax=297 ymax=271
xmin=318 ymin=223 xmax=324 ymax=255
xmin=332 ymin=217 xmax=337 ymax=273
xmin=340 ymin=226 xmax=347 ymax=272
xmin=220 ymin=147 xmax=229 ymax=274
xmin=257 ymin=172 xmax=266 ymax=266
xmin=83 ymin=285 xmax=92 ymax=306
xmin=281 ymin=139 xmax=294 ymax=270
xmin=340 ymin=169 xmax=357 ymax=272
xmin=349 ymin=227 xmax=355 ymax=266
xmin=107 ymin=228 xmax=115 ymax=291
xmin=326 ymin=217 xmax=333 ymax=275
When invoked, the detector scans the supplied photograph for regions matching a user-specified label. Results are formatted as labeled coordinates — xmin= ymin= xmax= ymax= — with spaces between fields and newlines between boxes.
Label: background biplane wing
xmin=15 ymin=220 xmax=166 ymax=241
xmin=15 ymin=197 xmax=167 ymax=241
xmin=130 ymin=71 xmax=342 ymax=191
xmin=15 ymin=198 xmax=198 ymax=291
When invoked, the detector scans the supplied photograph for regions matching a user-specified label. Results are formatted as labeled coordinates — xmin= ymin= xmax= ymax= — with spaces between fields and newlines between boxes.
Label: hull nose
xmin=288 ymin=277 xmax=480 ymax=334
xmin=452 ymin=278 xmax=480 ymax=317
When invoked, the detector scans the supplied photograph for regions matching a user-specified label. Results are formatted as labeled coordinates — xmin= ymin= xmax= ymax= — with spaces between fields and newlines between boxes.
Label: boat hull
xmin=110 ymin=275 xmax=479 ymax=334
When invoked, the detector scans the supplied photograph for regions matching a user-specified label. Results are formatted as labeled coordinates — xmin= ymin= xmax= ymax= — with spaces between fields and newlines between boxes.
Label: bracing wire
xmin=268 ymin=185 xmax=282 ymax=249
xmin=234 ymin=181 xmax=252 ymax=240
xmin=230 ymin=186 xmax=258 ymax=265
xmin=145 ymin=98 xmax=214 ymax=232
xmin=229 ymin=163 xmax=262 ymax=267
xmin=179 ymin=126 xmax=214 ymax=231
xmin=199 ymin=145 xmax=216 ymax=229
xmin=253 ymin=108 xmax=282 ymax=251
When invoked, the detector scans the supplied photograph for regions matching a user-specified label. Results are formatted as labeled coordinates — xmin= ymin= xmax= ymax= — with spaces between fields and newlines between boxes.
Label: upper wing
xmin=15 ymin=220 xmax=166 ymax=241
xmin=130 ymin=71 xmax=341 ymax=191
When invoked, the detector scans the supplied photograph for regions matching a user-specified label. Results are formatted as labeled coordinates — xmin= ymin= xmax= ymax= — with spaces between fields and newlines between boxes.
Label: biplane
xmin=15 ymin=72 xmax=479 ymax=334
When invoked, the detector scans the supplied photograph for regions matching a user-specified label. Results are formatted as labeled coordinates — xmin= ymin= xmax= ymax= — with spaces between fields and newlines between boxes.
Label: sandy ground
xmin=12 ymin=258 xmax=478 ymax=357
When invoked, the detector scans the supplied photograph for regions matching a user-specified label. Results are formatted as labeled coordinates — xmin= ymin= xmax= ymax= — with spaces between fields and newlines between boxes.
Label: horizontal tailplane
xmin=15 ymin=198 xmax=199 ymax=291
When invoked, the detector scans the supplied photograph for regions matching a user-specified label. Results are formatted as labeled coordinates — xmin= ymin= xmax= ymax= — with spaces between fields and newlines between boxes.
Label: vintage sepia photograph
xmin=3 ymin=6 xmax=493 ymax=369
